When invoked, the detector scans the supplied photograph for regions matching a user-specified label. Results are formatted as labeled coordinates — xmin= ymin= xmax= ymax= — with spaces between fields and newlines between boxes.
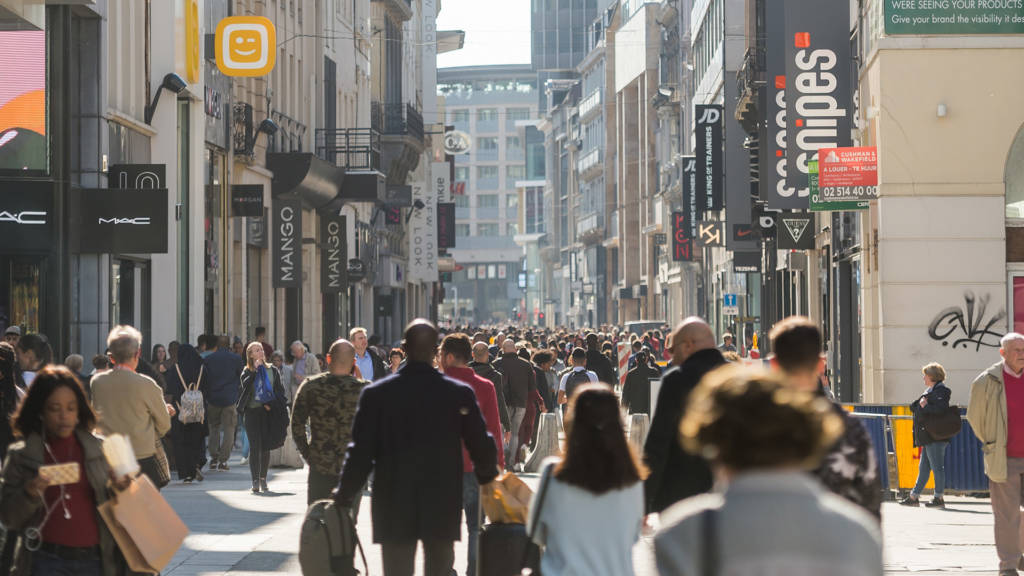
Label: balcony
xmin=577 ymin=148 xmax=602 ymax=180
xmin=579 ymin=89 xmax=602 ymax=122
xmin=577 ymin=210 xmax=605 ymax=245
xmin=372 ymin=0 xmax=413 ymax=22
xmin=315 ymin=128 xmax=381 ymax=171
xmin=371 ymin=101 xmax=424 ymax=185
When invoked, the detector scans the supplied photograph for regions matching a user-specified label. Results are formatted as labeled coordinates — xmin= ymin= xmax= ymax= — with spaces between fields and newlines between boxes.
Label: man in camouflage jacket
xmin=292 ymin=338 xmax=369 ymax=508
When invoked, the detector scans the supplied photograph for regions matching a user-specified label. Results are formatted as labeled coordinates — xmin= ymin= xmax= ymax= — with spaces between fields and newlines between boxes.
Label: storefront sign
xmin=885 ymin=2 xmax=1024 ymax=35
xmin=432 ymin=161 xmax=451 ymax=204
xmin=697 ymin=220 xmax=724 ymax=247
xmin=695 ymin=104 xmax=724 ymax=211
xmin=725 ymin=76 xmax=755 ymax=251
xmin=809 ymin=159 xmax=870 ymax=211
xmin=671 ymin=212 xmax=694 ymax=262
xmin=74 ymin=188 xmax=169 ymax=253
xmin=215 ymin=16 xmax=276 ymax=77
xmin=437 ymin=202 xmax=455 ymax=250
xmin=246 ymin=208 xmax=268 ymax=247
xmin=231 ymin=184 xmax=264 ymax=217
xmin=733 ymin=251 xmax=762 ymax=273
xmin=272 ymin=196 xmax=301 ymax=287
xmin=385 ymin=206 xmax=401 ymax=225
xmin=384 ymin=185 xmax=412 ymax=207
xmin=408 ymin=183 xmax=438 ymax=283
xmin=783 ymin=0 xmax=853 ymax=202
xmin=817 ymin=146 xmax=879 ymax=202
xmin=443 ymin=130 xmax=472 ymax=155
xmin=108 ymin=164 xmax=166 ymax=189
xmin=777 ymin=212 xmax=816 ymax=250
xmin=682 ymin=155 xmax=699 ymax=236
xmin=761 ymin=0 xmax=796 ymax=209
xmin=347 ymin=259 xmax=367 ymax=283
xmin=0 ymin=181 xmax=52 ymax=252
xmin=320 ymin=213 xmax=346 ymax=294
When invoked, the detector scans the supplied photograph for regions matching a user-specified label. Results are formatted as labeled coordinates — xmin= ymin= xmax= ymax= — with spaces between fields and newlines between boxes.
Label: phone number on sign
xmin=821 ymin=185 xmax=879 ymax=200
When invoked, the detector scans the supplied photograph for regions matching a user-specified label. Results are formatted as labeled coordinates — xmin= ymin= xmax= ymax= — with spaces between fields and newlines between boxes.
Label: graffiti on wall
xmin=928 ymin=291 xmax=1006 ymax=351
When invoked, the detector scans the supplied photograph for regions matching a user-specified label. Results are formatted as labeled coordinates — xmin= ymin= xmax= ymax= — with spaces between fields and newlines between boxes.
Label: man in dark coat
xmin=470 ymin=341 xmax=511 ymax=434
xmin=585 ymin=332 xmax=617 ymax=385
xmin=643 ymin=318 xmax=724 ymax=514
xmin=497 ymin=339 xmax=536 ymax=469
xmin=335 ymin=319 xmax=498 ymax=576
xmin=621 ymin=350 xmax=661 ymax=415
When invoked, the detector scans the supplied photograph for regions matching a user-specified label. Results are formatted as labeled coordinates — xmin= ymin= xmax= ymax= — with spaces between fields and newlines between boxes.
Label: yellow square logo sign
xmin=216 ymin=16 xmax=275 ymax=77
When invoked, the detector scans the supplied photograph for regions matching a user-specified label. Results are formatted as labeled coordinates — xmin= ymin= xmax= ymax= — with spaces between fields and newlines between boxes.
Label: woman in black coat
xmin=901 ymin=362 xmax=953 ymax=509
xmin=238 ymin=342 xmax=287 ymax=494
xmin=166 ymin=345 xmax=207 ymax=483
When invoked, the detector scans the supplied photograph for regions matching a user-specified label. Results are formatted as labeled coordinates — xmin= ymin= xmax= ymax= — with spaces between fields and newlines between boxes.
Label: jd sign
xmin=216 ymin=17 xmax=277 ymax=77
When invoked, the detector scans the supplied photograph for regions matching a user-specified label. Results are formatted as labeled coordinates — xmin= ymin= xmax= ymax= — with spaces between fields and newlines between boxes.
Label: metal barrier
xmin=850 ymin=413 xmax=891 ymax=496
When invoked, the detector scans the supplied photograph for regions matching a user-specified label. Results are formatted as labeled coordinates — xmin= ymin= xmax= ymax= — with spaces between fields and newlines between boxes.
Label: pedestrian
xmin=334 ymin=319 xmax=499 ymax=576
xmin=440 ymin=333 xmax=504 ymax=576
xmin=0 ymin=342 xmax=23 ymax=461
xmin=62 ymin=354 xmax=89 ymax=385
xmin=2 ymin=325 xmax=19 ymax=348
xmin=901 ymin=362 xmax=952 ymax=509
xmin=285 ymin=340 xmax=319 ymax=404
xmin=292 ymin=339 xmax=369 ymax=506
xmin=17 ymin=333 xmax=52 ymax=387
xmin=238 ymin=342 xmax=287 ymax=494
xmin=585 ymin=333 xmax=616 ymax=385
xmin=518 ymin=347 xmax=547 ymax=456
xmin=718 ymin=333 xmax=737 ymax=352
xmin=388 ymin=348 xmax=404 ymax=374
xmin=253 ymin=327 xmax=274 ymax=361
xmin=967 ymin=332 xmax=1024 ymax=576
xmin=470 ymin=341 xmax=511 ymax=451
xmin=166 ymin=339 xmax=180 ymax=369
xmin=643 ymin=317 xmax=724 ymax=514
xmin=270 ymin=351 xmax=284 ymax=370
xmin=90 ymin=325 xmax=173 ymax=488
xmin=621 ymin=350 xmax=660 ymax=416
xmin=498 ymin=338 xmax=536 ymax=470
xmin=151 ymin=344 xmax=169 ymax=377
xmin=350 ymin=327 xmax=387 ymax=381
xmin=202 ymin=335 xmax=243 ymax=471
xmin=232 ymin=338 xmax=244 ymax=358
xmin=768 ymin=316 xmax=881 ymax=519
xmin=528 ymin=383 xmax=645 ymax=576
xmin=655 ymin=366 xmax=882 ymax=576
xmin=165 ymin=344 xmax=207 ymax=483
xmin=0 ymin=365 xmax=134 ymax=576
xmin=558 ymin=347 xmax=598 ymax=415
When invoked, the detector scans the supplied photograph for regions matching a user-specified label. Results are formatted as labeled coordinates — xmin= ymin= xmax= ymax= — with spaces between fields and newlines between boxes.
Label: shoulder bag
xmin=923 ymin=405 xmax=962 ymax=441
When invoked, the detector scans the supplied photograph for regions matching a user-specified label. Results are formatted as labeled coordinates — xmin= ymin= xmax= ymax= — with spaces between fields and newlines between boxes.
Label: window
xmin=455 ymin=195 xmax=469 ymax=208
xmin=452 ymin=109 xmax=469 ymax=122
xmin=507 ymin=108 xmax=531 ymax=122
xmin=456 ymin=224 xmax=471 ymax=236
xmin=507 ymin=222 xmax=519 ymax=236
xmin=506 ymin=165 xmax=525 ymax=182
xmin=478 ymin=166 xmax=498 ymax=180
xmin=478 ymin=194 xmax=498 ymax=208
xmin=506 ymin=194 xmax=519 ymax=208
xmin=478 ymin=223 xmax=499 ymax=236
xmin=477 ymin=108 xmax=498 ymax=122
xmin=455 ymin=166 xmax=469 ymax=181
xmin=478 ymin=137 xmax=498 ymax=150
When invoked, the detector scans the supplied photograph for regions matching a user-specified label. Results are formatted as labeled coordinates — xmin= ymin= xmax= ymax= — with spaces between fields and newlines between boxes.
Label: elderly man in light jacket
xmin=968 ymin=332 xmax=1024 ymax=576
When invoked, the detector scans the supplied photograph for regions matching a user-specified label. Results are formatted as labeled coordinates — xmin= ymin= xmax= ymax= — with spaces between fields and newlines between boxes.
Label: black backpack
xmin=564 ymin=370 xmax=592 ymax=401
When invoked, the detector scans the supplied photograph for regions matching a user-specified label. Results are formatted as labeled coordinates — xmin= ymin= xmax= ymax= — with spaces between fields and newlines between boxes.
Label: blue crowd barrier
xmin=851 ymin=413 xmax=890 ymax=494
xmin=944 ymin=418 xmax=988 ymax=492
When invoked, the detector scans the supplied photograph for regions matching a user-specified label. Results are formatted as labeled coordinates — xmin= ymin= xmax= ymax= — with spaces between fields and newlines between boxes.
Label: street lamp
xmin=145 ymin=73 xmax=188 ymax=124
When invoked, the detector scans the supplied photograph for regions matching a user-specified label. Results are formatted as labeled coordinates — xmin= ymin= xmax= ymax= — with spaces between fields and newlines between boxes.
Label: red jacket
xmin=446 ymin=365 xmax=504 ymax=473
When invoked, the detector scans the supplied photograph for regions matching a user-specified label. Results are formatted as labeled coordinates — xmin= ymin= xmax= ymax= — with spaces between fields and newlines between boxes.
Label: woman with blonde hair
xmin=237 ymin=342 xmax=286 ymax=493
xmin=900 ymin=362 xmax=953 ymax=508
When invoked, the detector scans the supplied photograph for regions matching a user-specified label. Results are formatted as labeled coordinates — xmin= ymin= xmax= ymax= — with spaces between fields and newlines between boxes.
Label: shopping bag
xmin=98 ymin=474 xmax=189 ymax=573
xmin=480 ymin=472 xmax=535 ymax=524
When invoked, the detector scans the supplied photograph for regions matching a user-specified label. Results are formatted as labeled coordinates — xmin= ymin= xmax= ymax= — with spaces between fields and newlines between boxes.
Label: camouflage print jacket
xmin=291 ymin=372 xmax=369 ymax=477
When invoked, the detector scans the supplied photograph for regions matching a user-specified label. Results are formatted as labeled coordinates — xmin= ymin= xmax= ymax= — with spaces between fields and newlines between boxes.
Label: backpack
xmin=299 ymin=499 xmax=368 ymax=576
xmin=564 ymin=369 xmax=592 ymax=401
xmin=176 ymin=364 xmax=205 ymax=425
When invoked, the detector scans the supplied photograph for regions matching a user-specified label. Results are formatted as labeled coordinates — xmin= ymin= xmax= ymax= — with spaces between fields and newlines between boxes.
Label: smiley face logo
xmin=215 ymin=16 xmax=276 ymax=77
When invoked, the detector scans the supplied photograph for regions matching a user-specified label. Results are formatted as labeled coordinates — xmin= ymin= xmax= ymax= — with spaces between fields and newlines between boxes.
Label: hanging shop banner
xmin=73 ymin=188 xmax=169 ymax=254
xmin=783 ymin=0 xmax=853 ymax=203
xmin=724 ymin=76 xmax=755 ymax=251
xmin=682 ymin=155 xmax=699 ymax=236
xmin=761 ymin=0 xmax=801 ymax=209
xmin=777 ymin=212 xmax=816 ymax=250
xmin=671 ymin=211 xmax=694 ymax=262
xmin=384 ymin=185 xmax=412 ymax=208
xmin=320 ymin=213 xmax=346 ymax=294
xmin=108 ymin=164 xmax=166 ymax=189
xmin=437 ymin=202 xmax=456 ymax=250
xmin=885 ymin=2 xmax=1024 ymax=35
xmin=408 ymin=182 xmax=438 ymax=283
xmin=272 ymin=196 xmax=302 ymax=287
xmin=432 ymin=161 xmax=451 ymax=204
xmin=733 ymin=251 xmax=762 ymax=273
xmin=817 ymin=146 xmax=879 ymax=202
xmin=695 ymin=104 xmax=724 ymax=212
xmin=808 ymin=159 xmax=869 ymax=212
xmin=0 ymin=181 xmax=53 ymax=253
xmin=231 ymin=184 xmax=264 ymax=217
xmin=697 ymin=220 xmax=725 ymax=248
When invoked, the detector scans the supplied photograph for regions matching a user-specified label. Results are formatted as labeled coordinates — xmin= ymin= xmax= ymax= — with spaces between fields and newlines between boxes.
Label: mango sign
xmin=216 ymin=17 xmax=276 ymax=77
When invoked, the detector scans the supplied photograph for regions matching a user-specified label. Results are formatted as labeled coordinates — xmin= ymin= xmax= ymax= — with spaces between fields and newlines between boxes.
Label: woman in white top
xmin=527 ymin=383 xmax=646 ymax=576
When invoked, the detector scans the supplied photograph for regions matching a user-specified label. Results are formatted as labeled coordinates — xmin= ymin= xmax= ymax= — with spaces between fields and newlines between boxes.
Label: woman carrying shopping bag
xmin=238 ymin=342 xmax=287 ymax=494
xmin=0 ymin=366 xmax=131 ymax=576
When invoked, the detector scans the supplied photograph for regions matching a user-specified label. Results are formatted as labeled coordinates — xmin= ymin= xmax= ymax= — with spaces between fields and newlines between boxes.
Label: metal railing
xmin=371 ymin=101 xmax=424 ymax=141
xmin=315 ymin=128 xmax=381 ymax=170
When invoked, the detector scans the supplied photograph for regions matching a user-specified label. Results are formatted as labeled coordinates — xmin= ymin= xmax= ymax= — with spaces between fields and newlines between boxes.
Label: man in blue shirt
xmin=202 ymin=335 xmax=244 ymax=470
xmin=350 ymin=327 xmax=385 ymax=381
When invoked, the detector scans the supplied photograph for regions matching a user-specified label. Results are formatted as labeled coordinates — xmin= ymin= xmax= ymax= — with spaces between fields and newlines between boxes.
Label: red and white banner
xmin=819 ymin=147 xmax=878 ymax=188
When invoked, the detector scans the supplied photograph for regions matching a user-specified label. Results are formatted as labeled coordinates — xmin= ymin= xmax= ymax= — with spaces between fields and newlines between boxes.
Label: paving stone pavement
xmin=161 ymin=456 xmax=1004 ymax=575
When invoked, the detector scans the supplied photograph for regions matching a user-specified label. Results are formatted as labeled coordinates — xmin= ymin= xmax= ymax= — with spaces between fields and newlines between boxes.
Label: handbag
xmin=922 ymin=405 xmax=962 ymax=441
xmin=152 ymin=436 xmax=171 ymax=488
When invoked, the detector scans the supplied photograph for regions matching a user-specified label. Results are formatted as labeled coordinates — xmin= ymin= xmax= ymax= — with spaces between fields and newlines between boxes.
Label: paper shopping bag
xmin=98 ymin=474 xmax=189 ymax=573
xmin=480 ymin=472 xmax=535 ymax=524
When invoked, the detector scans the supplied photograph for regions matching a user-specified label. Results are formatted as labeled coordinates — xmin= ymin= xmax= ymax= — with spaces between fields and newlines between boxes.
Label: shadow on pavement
xmin=230 ymin=551 xmax=295 ymax=571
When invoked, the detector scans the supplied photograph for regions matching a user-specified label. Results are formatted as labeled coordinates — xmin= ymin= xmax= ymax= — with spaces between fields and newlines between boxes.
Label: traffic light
xmin=538 ymin=312 xmax=545 ymax=322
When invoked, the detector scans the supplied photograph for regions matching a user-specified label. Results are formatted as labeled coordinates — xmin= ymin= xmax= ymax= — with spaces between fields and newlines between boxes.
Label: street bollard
xmin=628 ymin=413 xmax=650 ymax=451
xmin=524 ymin=413 xmax=560 ymax=473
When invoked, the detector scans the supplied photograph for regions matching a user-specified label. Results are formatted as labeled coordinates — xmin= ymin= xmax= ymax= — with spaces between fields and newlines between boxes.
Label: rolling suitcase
xmin=477 ymin=466 xmax=552 ymax=576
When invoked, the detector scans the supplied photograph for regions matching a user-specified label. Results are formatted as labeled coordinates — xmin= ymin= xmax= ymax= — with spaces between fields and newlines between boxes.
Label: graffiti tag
xmin=927 ymin=291 xmax=1006 ymax=351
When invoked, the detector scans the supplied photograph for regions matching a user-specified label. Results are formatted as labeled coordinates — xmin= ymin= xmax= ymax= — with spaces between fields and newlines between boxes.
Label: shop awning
xmin=267 ymin=153 xmax=344 ymax=211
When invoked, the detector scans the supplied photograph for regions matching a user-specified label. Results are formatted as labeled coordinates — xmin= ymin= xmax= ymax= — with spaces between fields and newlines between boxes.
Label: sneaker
xmin=194 ymin=467 xmax=204 ymax=482
xmin=251 ymin=483 xmax=261 ymax=494
xmin=898 ymin=495 xmax=919 ymax=506
xmin=925 ymin=497 xmax=945 ymax=509
xmin=239 ymin=457 xmax=249 ymax=466
xmin=218 ymin=462 xmax=230 ymax=471
xmin=182 ymin=478 xmax=193 ymax=484
xmin=260 ymin=479 xmax=269 ymax=493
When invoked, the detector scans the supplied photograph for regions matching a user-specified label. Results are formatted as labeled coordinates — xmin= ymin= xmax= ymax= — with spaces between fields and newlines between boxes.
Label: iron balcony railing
xmin=371 ymin=101 xmax=425 ymax=142
xmin=315 ymin=128 xmax=382 ymax=170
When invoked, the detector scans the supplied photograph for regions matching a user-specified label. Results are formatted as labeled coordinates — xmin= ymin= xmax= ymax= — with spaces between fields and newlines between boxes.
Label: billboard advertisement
xmin=0 ymin=30 xmax=46 ymax=173
xmin=695 ymin=105 xmax=724 ymax=211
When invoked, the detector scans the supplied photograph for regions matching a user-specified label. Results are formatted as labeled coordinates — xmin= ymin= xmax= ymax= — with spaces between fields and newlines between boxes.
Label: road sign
xmin=723 ymin=294 xmax=739 ymax=316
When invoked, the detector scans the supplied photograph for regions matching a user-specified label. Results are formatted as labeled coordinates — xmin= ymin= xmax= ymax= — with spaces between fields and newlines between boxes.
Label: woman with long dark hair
xmin=0 ymin=366 xmax=130 ymax=575
xmin=238 ymin=342 xmax=286 ymax=493
xmin=165 ymin=344 xmax=207 ymax=483
xmin=151 ymin=344 xmax=169 ymax=377
xmin=527 ymin=383 xmax=646 ymax=576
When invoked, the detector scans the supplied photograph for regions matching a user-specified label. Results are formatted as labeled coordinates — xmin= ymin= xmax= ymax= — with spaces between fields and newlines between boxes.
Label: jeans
xmin=507 ymin=407 xmax=526 ymax=468
xmin=207 ymin=404 xmax=238 ymax=464
xmin=244 ymin=406 xmax=271 ymax=485
xmin=911 ymin=441 xmax=948 ymax=498
xmin=461 ymin=472 xmax=480 ymax=576
xmin=31 ymin=550 xmax=101 ymax=576
xmin=381 ymin=540 xmax=455 ymax=576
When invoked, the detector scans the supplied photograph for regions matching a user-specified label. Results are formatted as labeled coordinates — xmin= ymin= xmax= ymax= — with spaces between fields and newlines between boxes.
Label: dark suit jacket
xmin=586 ymin=349 xmax=617 ymax=386
xmin=910 ymin=381 xmax=952 ymax=447
xmin=643 ymin=348 xmax=725 ymax=513
xmin=336 ymin=362 xmax=499 ymax=543
xmin=470 ymin=360 xmax=511 ymax=431
xmin=622 ymin=364 xmax=661 ymax=415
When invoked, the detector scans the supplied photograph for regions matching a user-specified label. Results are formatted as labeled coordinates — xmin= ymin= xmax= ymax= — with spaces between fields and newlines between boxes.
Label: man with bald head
xmin=470 ymin=341 xmax=511 ymax=436
xmin=336 ymin=319 xmax=499 ymax=576
xmin=643 ymin=317 xmax=725 ymax=514
xmin=292 ymin=338 xmax=369 ymax=506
